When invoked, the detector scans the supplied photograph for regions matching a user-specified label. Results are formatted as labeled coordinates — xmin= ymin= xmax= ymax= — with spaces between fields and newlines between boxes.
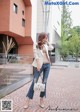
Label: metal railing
xmin=0 ymin=53 xmax=33 ymax=64
xmin=0 ymin=53 xmax=33 ymax=90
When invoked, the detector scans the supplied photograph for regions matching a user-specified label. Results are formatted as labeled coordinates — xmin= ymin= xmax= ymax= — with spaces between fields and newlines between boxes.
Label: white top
xmin=32 ymin=43 xmax=54 ymax=68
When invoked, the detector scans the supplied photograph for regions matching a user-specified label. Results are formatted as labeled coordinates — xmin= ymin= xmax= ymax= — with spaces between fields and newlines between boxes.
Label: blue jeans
xmin=26 ymin=63 xmax=50 ymax=99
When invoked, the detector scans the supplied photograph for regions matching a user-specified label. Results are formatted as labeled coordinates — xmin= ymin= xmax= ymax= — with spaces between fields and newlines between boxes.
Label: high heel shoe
xmin=24 ymin=105 xmax=29 ymax=109
xmin=39 ymin=98 xmax=45 ymax=108
xmin=24 ymin=97 xmax=30 ymax=109
xmin=39 ymin=104 xmax=45 ymax=108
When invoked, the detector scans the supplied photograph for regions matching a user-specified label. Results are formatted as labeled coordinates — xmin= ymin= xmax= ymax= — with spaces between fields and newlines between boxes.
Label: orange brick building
xmin=0 ymin=0 xmax=33 ymax=55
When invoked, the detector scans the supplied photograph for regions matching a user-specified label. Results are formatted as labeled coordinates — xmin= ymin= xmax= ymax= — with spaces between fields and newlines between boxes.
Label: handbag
xmin=33 ymin=72 xmax=45 ymax=92
xmin=34 ymin=82 xmax=45 ymax=92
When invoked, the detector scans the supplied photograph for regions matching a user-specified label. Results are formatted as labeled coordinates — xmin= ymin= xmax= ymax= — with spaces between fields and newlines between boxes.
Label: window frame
xmin=22 ymin=18 xmax=25 ymax=27
xmin=22 ymin=10 xmax=24 ymax=15
xmin=13 ymin=3 xmax=18 ymax=14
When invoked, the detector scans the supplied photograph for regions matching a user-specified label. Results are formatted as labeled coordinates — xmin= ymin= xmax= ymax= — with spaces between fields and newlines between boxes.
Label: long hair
xmin=37 ymin=32 xmax=47 ymax=49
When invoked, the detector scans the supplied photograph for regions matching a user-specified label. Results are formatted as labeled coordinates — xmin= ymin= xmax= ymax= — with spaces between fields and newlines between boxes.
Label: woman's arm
xmin=33 ymin=43 xmax=41 ymax=71
xmin=47 ymin=42 xmax=54 ymax=51
xmin=33 ymin=43 xmax=39 ymax=59
xmin=42 ymin=37 xmax=54 ymax=51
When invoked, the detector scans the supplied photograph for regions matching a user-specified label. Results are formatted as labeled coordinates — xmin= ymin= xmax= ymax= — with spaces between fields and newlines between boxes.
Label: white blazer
xmin=32 ymin=43 xmax=54 ymax=68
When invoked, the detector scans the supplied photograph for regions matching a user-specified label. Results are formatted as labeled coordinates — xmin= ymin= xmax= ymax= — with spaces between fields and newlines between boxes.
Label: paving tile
xmin=1 ymin=67 xmax=80 ymax=112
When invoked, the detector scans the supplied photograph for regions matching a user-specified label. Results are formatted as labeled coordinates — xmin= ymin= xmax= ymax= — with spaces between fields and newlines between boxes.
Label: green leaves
xmin=58 ymin=39 xmax=69 ymax=60
xmin=61 ymin=0 xmax=72 ymax=40
xmin=59 ymin=28 xmax=80 ymax=61
xmin=60 ymin=1 xmax=80 ymax=61
xmin=69 ymin=30 xmax=80 ymax=58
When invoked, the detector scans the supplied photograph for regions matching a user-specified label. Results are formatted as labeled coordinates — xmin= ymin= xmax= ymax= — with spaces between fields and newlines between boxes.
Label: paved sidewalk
xmin=1 ymin=67 xmax=80 ymax=112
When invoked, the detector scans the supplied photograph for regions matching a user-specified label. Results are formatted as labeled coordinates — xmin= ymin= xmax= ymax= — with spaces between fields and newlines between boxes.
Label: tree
xmin=68 ymin=29 xmax=80 ymax=61
xmin=61 ymin=0 xmax=72 ymax=40
xmin=2 ymin=36 xmax=15 ymax=62
xmin=73 ymin=26 xmax=80 ymax=37
xmin=58 ymin=38 xmax=69 ymax=60
xmin=59 ymin=0 xmax=72 ymax=60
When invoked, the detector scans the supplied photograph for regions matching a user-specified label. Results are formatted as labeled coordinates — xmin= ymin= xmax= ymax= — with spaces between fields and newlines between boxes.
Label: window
xmin=22 ymin=19 xmax=25 ymax=27
xmin=22 ymin=10 xmax=24 ymax=15
xmin=53 ymin=25 xmax=57 ymax=31
xmin=57 ymin=21 xmax=60 ymax=26
xmin=13 ymin=3 xmax=18 ymax=14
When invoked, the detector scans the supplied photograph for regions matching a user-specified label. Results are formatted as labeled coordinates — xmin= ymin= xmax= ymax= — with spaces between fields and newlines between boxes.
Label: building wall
xmin=18 ymin=45 xmax=33 ymax=55
xmin=10 ymin=0 xmax=32 ymax=37
xmin=0 ymin=0 xmax=32 ymax=37
xmin=35 ymin=0 xmax=61 ymax=61
xmin=0 ymin=0 xmax=10 ymax=32
xmin=25 ymin=6 xmax=32 ymax=37
xmin=36 ymin=0 xmax=61 ymax=44
xmin=52 ymin=5 xmax=61 ymax=36
xmin=0 ymin=0 xmax=33 ymax=56
xmin=18 ymin=45 xmax=33 ymax=63
xmin=30 ymin=0 xmax=37 ymax=43
xmin=47 ymin=4 xmax=61 ymax=44
xmin=9 ymin=0 xmax=25 ymax=37
xmin=37 ymin=0 xmax=44 ymax=33
xmin=48 ymin=4 xmax=61 ymax=61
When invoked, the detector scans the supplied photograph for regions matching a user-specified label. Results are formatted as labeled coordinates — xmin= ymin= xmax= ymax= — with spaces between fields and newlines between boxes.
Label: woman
xmin=24 ymin=32 xmax=53 ymax=109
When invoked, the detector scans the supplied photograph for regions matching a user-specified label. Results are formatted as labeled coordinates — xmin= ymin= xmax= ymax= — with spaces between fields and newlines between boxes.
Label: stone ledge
xmin=0 ymin=74 xmax=33 ymax=98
